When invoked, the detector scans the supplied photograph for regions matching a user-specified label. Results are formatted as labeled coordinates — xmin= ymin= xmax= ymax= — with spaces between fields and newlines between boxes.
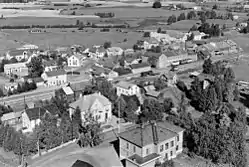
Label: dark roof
xmin=25 ymin=104 xmax=59 ymax=120
xmin=33 ymin=77 xmax=44 ymax=83
xmin=45 ymin=69 xmax=66 ymax=77
xmin=128 ymin=153 xmax=160 ymax=165
xmin=43 ymin=60 xmax=57 ymax=67
xmin=130 ymin=62 xmax=150 ymax=69
xmin=71 ymin=160 xmax=94 ymax=167
xmin=163 ymin=50 xmax=177 ymax=57
xmin=119 ymin=121 xmax=184 ymax=147
xmin=113 ymin=68 xmax=132 ymax=76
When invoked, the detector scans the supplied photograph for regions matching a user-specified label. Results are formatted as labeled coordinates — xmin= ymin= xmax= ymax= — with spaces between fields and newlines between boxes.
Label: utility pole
xmin=37 ymin=107 xmax=41 ymax=156
xmin=118 ymin=100 xmax=120 ymax=134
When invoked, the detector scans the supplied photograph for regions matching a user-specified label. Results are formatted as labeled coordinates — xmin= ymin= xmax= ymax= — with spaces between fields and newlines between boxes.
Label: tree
xmin=103 ymin=41 xmax=111 ymax=49
xmin=176 ymin=80 xmax=188 ymax=93
xmin=190 ymin=24 xmax=197 ymax=31
xmin=167 ymin=15 xmax=177 ymax=25
xmin=152 ymin=1 xmax=161 ymax=8
xmin=202 ymin=58 xmax=213 ymax=74
xmin=200 ymin=14 xmax=206 ymax=24
xmin=143 ymin=32 xmax=150 ymax=37
xmin=154 ymin=77 xmax=167 ymax=91
xmin=157 ymin=27 xmax=162 ymax=33
xmin=210 ymin=10 xmax=217 ymax=19
xmin=177 ymin=13 xmax=186 ymax=21
xmin=78 ymin=113 xmax=102 ymax=147
xmin=0 ymin=88 xmax=4 ymax=97
xmin=223 ymin=67 xmax=235 ymax=82
xmin=187 ymin=32 xmax=194 ymax=41
xmin=161 ymin=160 xmax=175 ymax=167
xmin=26 ymin=57 xmax=44 ymax=78
xmin=17 ymin=83 xmax=23 ymax=93
xmin=187 ymin=11 xmax=196 ymax=20
xmin=212 ymin=4 xmax=218 ymax=10
xmin=76 ymin=19 xmax=80 ymax=25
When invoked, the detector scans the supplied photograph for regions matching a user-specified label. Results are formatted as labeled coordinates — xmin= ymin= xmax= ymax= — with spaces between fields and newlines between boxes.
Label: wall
xmin=89 ymin=99 xmax=112 ymax=123
xmin=68 ymin=56 xmax=80 ymax=67
xmin=116 ymin=85 xmax=139 ymax=96
xmin=46 ymin=74 xmax=67 ymax=86
xmin=142 ymin=143 xmax=156 ymax=157
xmin=132 ymin=66 xmax=151 ymax=74
xmin=119 ymin=138 xmax=142 ymax=160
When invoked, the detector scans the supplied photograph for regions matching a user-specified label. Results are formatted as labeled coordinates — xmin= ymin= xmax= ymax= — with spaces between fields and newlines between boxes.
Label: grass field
xmin=3 ymin=28 xmax=142 ymax=50
xmin=62 ymin=7 xmax=186 ymax=18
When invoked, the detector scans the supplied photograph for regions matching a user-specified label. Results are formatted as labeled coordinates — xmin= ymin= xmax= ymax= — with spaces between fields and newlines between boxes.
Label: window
xmin=133 ymin=146 xmax=136 ymax=153
xmin=165 ymin=143 xmax=169 ymax=150
xmin=160 ymin=145 xmax=164 ymax=152
xmin=146 ymin=148 xmax=150 ymax=155
xmin=165 ymin=153 xmax=168 ymax=160
xmin=176 ymin=145 xmax=179 ymax=151
xmin=171 ymin=141 xmax=174 ymax=147
xmin=126 ymin=143 xmax=129 ymax=149
xmin=170 ymin=151 xmax=173 ymax=156
xmin=177 ymin=135 xmax=179 ymax=142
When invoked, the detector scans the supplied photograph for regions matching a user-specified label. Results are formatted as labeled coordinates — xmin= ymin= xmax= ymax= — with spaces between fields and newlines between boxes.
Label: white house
xmin=119 ymin=121 xmax=184 ymax=167
xmin=22 ymin=104 xmax=59 ymax=133
xmin=187 ymin=31 xmax=207 ymax=41
xmin=5 ymin=49 xmax=30 ymax=61
xmin=4 ymin=62 xmax=29 ymax=77
xmin=43 ymin=60 xmax=58 ymax=72
xmin=143 ymin=37 xmax=159 ymax=50
xmin=88 ymin=46 xmax=106 ymax=58
xmin=67 ymin=54 xmax=86 ymax=67
xmin=41 ymin=69 xmax=67 ymax=87
xmin=106 ymin=47 xmax=123 ymax=57
xmin=115 ymin=81 xmax=140 ymax=96
xmin=69 ymin=92 xmax=112 ymax=123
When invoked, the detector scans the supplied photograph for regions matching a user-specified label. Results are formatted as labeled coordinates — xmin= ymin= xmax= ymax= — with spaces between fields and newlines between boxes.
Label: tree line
xmin=94 ymin=12 xmax=115 ymax=18
xmin=7 ymin=81 xmax=37 ymax=96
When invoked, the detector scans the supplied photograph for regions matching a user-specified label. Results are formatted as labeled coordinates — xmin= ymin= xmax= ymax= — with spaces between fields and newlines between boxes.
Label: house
xmin=69 ymin=92 xmax=112 ymax=123
xmin=188 ymin=31 xmax=207 ymax=41
xmin=156 ymin=54 xmax=168 ymax=69
xmin=143 ymin=37 xmax=159 ymax=50
xmin=5 ymin=49 xmax=33 ymax=61
xmin=119 ymin=121 xmax=184 ymax=167
xmin=130 ymin=63 xmax=151 ymax=74
xmin=4 ymin=82 xmax=19 ymax=92
xmin=106 ymin=47 xmax=123 ymax=57
xmin=41 ymin=69 xmax=67 ymax=87
xmin=88 ymin=46 xmax=106 ymax=58
xmin=29 ymin=145 xmax=123 ymax=167
xmin=144 ymin=85 xmax=161 ymax=99
xmin=22 ymin=104 xmax=59 ymax=132
xmin=124 ymin=49 xmax=135 ymax=56
xmin=115 ymin=81 xmax=140 ymax=96
xmin=67 ymin=53 xmax=86 ymax=67
xmin=4 ymin=62 xmax=29 ymax=77
xmin=1 ymin=111 xmax=22 ymax=127
xmin=113 ymin=67 xmax=132 ymax=76
xmin=55 ymin=86 xmax=75 ymax=103
xmin=91 ymin=65 xmax=118 ymax=80
xmin=43 ymin=60 xmax=58 ymax=72
xmin=21 ymin=76 xmax=44 ymax=87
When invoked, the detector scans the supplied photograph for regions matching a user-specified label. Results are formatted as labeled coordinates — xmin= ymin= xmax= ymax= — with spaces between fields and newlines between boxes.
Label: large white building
xmin=115 ymin=81 xmax=140 ymax=96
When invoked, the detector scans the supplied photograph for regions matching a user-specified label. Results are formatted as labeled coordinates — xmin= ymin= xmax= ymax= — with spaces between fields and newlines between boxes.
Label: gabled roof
xmin=130 ymin=62 xmax=150 ymax=69
xmin=1 ymin=111 xmax=22 ymax=122
xmin=119 ymin=121 xmax=184 ymax=147
xmin=163 ymin=50 xmax=178 ymax=57
xmin=25 ymin=104 xmax=59 ymax=121
xmin=43 ymin=60 xmax=57 ymax=67
xmin=120 ymin=94 xmax=140 ymax=107
xmin=115 ymin=81 xmax=136 ymax=89
xmin=8 ymin=49 xmax=26 ymax=56
xmin=70 ymin=92 xmax=111 ymax=111
xmin=45 ymin=69 xmax=66 ymax=77
xmin=62 ymin=86 xmax=74 ymax=95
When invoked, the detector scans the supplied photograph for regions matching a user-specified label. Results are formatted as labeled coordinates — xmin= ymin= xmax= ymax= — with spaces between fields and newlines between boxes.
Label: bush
xmin=152 ymin=1 xmax=161 ymax=8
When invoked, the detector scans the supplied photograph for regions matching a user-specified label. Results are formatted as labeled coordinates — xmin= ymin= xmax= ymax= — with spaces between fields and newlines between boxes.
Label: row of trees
xmin=7 ymin=81 xmax=37 ymax=96
xmin=94 ymin=12 xmax=115 ymax=18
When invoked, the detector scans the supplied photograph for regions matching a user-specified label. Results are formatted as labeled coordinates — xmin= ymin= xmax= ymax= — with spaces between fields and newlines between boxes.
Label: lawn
xmin=3 ymin=28 xmax=142 ymax=50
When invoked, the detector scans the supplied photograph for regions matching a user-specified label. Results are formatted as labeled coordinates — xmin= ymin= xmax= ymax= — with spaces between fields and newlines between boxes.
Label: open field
xmin=2 ymin=28 xmax=142 ymax=50
xmin=61 ymin=7 xmax=188 ymax=18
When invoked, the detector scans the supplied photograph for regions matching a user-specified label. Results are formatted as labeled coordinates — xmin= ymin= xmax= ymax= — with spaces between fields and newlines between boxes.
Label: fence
xmin=31 ymin=139 xmax=77 ymax=159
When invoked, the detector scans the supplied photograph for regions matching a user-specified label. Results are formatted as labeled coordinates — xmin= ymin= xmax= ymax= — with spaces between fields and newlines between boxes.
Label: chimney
xmin=151 ymin=121 xmax=159 ymax=145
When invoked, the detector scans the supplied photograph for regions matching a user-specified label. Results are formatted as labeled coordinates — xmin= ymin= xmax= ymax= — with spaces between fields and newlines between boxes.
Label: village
xmin=0 ymin=21 xmax=247 ymax=167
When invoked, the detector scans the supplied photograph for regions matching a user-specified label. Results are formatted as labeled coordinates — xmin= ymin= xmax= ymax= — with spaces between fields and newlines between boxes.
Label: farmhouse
xmin=119 ymin=121 xmax=184 ymax=167
xmin=1 ymin=111 xmax=22 ymax=127
xmin=115 ymin=81 xmax=140 ymax=96
xmin=130 ymin=63 xmax=151 ymax=74
xmin=41 ymin=69 xmax=67 ymax=87
xmin=43 ymin=60 xmax=58 ymax=72
xmin=67 ymin=53 xmax=86 ymax=67
xmin=91 ymin=65 xmax=118 ymax=80
xmin=69 ymin=92 xmax=112 ymax=123
xmin=88 ymin=46 xmax=106 ymax=58
xmin=6 ymin=49 xmax=30 ymax=61
xmin=4 ymin=62 xmax=29 ymax=77
xmin=22 ymin=104 xmax=59 ymax=133
xmin=106 ymin=47 xmax=123 ymax=57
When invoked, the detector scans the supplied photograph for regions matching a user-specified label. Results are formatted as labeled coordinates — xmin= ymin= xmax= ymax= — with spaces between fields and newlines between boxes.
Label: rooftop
xmin=1 ymin=111 xmax=22 ymax=122
xmin=25 ymin=104 xmax=59 ymax=120
xmin=163 ymin=50 xmax=178 ymax=57
xmin=62 ymin=86 xmax=74 ymax=95
xmin=43 ymin=60 xmax=57 ymax=67
xmin=70 ymin=92 xmax=111 ymax=111
xmin=115 ymin=81 xmax=136 ymax=89
xmin=119 ymin=121 xmax=184 ymax=147
xmin=130 ymin=62 xmax=150 ymax=69
xmin=127 ymin=153 xmax=161 ymax=165
xmin=45 ymin=69 xmax=66 ymax=77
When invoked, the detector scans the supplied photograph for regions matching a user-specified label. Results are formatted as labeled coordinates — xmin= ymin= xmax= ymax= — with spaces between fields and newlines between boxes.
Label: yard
xmin=3 ymin=28 xmax=142 ymax=50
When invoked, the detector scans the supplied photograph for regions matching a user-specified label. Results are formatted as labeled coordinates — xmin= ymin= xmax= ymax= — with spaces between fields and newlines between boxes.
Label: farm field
xmin=61 ymin=7 xmax=187 ymax=18
xmin=3 ymin=28 xmax=142 ymax=50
